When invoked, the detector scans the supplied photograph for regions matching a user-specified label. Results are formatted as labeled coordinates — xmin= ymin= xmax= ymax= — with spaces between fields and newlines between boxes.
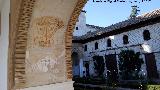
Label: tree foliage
xmin=119 ymin=50 xmax=144 ymax=80
xmin=93 ymin=56 xmax=105 ymax=77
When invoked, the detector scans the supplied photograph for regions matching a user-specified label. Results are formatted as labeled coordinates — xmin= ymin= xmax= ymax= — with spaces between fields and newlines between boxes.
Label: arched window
xmin=84 ymin=45 xmax=87 ymax=51
xmin=107 ymin=39 xmax=111 ymax=47
xmin=76 ymin=27 xmax=78 ymax=30
xmin=95 ymin=42 xmax=98 ymax=50
xmin=123 ymin=35 xmax=129 ymax=44
xmin=143 ymin=30 xmax=151 ymax=40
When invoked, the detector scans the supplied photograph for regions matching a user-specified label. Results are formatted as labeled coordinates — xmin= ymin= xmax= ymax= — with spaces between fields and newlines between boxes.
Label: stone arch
xmin=65 ymin=0 xmax=87 ymax=79
xmin=10 ymin=0 xmax=87 ymax=89
xmin=12 ymin=0 xmax=36 ymax=88
xmin=72 ymin=46 xmax=83 ymax=58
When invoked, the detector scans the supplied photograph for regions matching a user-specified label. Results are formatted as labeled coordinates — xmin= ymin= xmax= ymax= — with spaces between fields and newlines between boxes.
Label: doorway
xmin=72 ymin=52 xmax=80 ymax=77
xmin=144 ymin=53 xmax=159 ymax=79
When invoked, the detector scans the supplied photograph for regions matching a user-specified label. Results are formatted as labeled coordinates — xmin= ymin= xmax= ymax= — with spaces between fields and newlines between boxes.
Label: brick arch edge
xmin=10 ymin=0 xmax=87 ymax=89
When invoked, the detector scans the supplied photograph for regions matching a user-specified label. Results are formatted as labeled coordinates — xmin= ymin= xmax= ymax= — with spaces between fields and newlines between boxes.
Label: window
xmin=107 ymin=39 xmax=112 ymax=47
xmin=143 ymin=30 xmax=151 ymax=40
xmin=95 ymin=42 xmax=98 ymax=50
xmin=76 ymin=27 xmax=78 ymax=30
xmin=84 ymin=45 xmax=87 ymax=51
xmin=123 ymin=35 xmax=129 ymax=44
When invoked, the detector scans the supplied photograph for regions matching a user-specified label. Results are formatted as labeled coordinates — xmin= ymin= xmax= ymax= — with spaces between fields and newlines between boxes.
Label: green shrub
xmin=119 ymin=50 xmax=144 ymax=80
xmin=93 ymin=56 xmax=105 ymax=77
xmin=146 ymin=85 xmax=160 ymax=90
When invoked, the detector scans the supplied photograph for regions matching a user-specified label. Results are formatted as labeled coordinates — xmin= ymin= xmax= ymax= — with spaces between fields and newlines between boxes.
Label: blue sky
xmin=83 ymin=0 xmax=160 ymax=27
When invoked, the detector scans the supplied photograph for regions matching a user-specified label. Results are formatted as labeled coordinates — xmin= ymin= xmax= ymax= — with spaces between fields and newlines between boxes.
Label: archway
xmin=84 ymin=62 xmax=90 ymax=77
xmin=71 ymin=52 xmax=80 ymax=77
xmin=9 ymin=0 xmax=87 ymax=89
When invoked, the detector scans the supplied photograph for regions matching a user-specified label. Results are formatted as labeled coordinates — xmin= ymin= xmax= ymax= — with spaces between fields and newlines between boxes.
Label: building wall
xmin=73 ymin=11 xmax=87 ymax=36
xmin=73 ymin=12 xmax=97 ymax=36
xmin=76 ymin=22 xmax=160 ymax=78
xmin=0 ymin=0 xmax=10 ymax=90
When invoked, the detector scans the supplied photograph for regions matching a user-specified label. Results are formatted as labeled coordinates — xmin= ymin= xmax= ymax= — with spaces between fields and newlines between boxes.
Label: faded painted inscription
xmin=26 ymin=50 xmax=66 ymax=84
xmin=31 ymin=16 xmax=64 ymax=47
xmin=26 ymin=51 xmax=65 ymax=73
xmin=26 ymin=56 xmax=57 ymax=73
xmin=26 ymin=16 xmax=66 ymax=86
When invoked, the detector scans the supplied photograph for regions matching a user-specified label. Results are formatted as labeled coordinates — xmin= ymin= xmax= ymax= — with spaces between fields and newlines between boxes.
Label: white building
xmin=72 ymin=9 xmax=160 ymax=81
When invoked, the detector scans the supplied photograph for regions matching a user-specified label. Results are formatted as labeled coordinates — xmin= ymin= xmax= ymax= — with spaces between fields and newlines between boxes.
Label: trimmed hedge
xmin=73 ymin=77 xmax=160 ymax=90
xmin=145 ymin=85 xmax=160 ymax=90
xmin=73 ymin=77 xmax=106 ymax=85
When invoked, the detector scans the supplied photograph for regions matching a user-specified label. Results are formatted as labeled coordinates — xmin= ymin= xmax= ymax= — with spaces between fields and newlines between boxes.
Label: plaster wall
xmin=73 ymin=12 xmax=97 ymax=36
xmin=73 ymin=12 xmax=87 ymax=36
xmin=25 ymin=0 xmax=78 ymax=87
xmin=0 ymin=0 xmax=10 ymax=90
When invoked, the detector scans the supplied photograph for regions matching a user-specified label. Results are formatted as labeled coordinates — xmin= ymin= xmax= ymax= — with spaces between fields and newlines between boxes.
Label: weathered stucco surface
xmin=25 ymin=0 xmax=78 ymax=87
